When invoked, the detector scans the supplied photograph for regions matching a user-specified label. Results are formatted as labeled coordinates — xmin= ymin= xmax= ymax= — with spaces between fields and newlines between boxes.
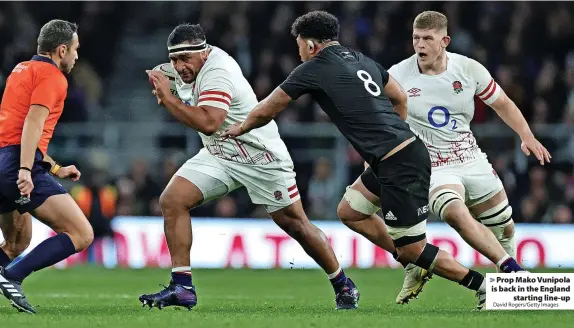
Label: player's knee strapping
xmin=476 ymin=200 xmax=516 ymax=256
xmin=429 ymin=189 xmax=464 ymax=219
xmin=476 ymin=200 xmax=513 ymax=234
xmin=414 ymin=243 xmax=439 ymax=272
xmin=342 ymin=186 xmax=380 ymax=216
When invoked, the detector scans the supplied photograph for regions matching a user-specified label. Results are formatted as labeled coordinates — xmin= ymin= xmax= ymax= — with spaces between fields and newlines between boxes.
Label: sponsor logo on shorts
xmin=274 ymin=191 xmax=283 ymax=201
xmin=417 ymin=205 xmax=429 ymax=216
xmin=15 ymin=196 xmax=30 ymax=205
xmin=385 ymin=211 xmax=397 ymax=221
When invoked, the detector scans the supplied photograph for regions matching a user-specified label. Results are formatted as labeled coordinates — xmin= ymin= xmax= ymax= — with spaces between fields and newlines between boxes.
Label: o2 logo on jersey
xmin=428 ymin=106 xmax=457 ymax=130
xmin=184 ymin=101 xmax=191 ymax=105
xmin=356 ymin=70 xmax=381 ymax=96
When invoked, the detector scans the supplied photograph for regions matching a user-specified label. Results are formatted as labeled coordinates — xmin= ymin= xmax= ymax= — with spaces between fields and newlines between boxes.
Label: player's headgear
xmin=291 ymin=11 xmax=339 ymax=43
xmin=37 ymin=19 xmax=78 ymax=54
xmin=167 ymin=23 xmax=208 ymax=55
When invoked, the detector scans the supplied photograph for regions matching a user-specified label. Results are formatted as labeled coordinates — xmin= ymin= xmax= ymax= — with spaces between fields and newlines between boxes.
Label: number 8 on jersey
xmin=357 ymin=70 xmax=381 ymax=96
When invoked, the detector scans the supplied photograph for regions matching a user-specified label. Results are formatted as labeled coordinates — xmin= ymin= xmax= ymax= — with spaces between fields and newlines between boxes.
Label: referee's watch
xmin=50 ymin=163 xmax=62 ymax=176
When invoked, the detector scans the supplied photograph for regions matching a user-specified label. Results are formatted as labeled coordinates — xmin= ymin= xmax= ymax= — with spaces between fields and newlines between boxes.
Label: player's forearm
xmin=241 ymin=89 xmax=289 ymax=133
xmin=240 ymin=103 xmax=275 ymax=133
xmin=493 ymin=97 xmax=534 ymax=140
xmin=393 ymin=102 xmax=407 ymax=121
xmin=162 ymin=93 xmax=219 ymax=135
xmin=20 ymin=116 xmax=45 ymax=169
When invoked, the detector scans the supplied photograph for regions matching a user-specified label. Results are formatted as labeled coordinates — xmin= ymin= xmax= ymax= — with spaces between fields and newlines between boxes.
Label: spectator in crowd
xmin=70 ymin=168 xmax=117 ymax=263
xmin=307 ymin=158 xmax=339 ymax=219
xmin=116 ymin=159 xmax=162 ymax=217
xmin=552 ymin=205 xmax=572 ymax=224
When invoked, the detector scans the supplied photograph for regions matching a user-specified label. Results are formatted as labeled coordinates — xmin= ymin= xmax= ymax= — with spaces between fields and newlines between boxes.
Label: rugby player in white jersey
xmin=139 ymin=23 xmax=359 ymax=311
xmin=336 ymin=11 xmax=550 ymax=309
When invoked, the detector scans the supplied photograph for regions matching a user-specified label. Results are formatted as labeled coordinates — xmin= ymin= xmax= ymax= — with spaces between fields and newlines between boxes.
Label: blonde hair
xmin=413 ymin=11 xmax=448 ymax=31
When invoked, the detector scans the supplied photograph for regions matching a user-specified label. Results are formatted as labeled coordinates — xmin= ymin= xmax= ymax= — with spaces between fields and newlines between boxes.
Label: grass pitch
xmin=0 ymin=267 xmax=572 ymax=327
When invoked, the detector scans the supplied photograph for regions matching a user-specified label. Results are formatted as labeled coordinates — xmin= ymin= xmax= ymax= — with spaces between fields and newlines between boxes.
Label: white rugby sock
xmin=172 ymin=266 xmax=192 ymax=273
xmin=496 ymin=254 xmax=511 ymax=269
xmin=327 ymin=266 xmax=342 ymax=279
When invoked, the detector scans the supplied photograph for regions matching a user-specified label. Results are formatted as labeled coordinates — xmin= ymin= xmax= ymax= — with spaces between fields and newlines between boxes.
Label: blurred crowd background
xmin=1 ymin=1 xmax=573 ymax=243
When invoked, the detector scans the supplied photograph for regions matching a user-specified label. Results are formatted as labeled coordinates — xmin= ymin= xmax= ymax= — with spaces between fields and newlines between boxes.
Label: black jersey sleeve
xmin=279 ymin=61 xmax=319 ymax=100
xmin=376 ymin=62 xmax=390 ymax=87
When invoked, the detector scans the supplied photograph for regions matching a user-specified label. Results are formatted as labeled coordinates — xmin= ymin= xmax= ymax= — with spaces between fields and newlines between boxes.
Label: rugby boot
xmin=335 ymin=278 xmax=360 ymax=310
xmin=139 ymin=281 xmax=197 ymax=310
xmin=396 ymin=263 xmax=433 ymax=304
xmin=0 ymin=267 xmax=36 ymax=314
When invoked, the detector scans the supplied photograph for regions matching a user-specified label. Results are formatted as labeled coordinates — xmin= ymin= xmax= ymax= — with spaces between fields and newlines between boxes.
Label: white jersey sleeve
xmin=468 ymin=59 xmax=501 ymax=105
xmin=196 ymin=67 xmax=233 ymax=111
xmin=173 ymin=46 xmax=293 ymax=166
xmin=388 ymin=64 xmax=399 ymax=80
xmin=387 ymin=64 xmax=405 ymax=94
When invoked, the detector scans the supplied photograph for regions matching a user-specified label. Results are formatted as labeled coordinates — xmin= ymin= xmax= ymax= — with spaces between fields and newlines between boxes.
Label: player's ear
xmin=307 ymin=40 xmax=315 ymax=53
xmin=441 ymin=35 xmax=451 ymax=48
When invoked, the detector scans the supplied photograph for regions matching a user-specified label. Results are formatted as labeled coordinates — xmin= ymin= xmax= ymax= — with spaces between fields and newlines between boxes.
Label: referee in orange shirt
xmin=0 ymin=19 xmax=93 ymax=314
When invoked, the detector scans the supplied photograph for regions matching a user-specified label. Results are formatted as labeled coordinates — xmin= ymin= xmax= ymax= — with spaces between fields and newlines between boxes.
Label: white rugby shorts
xmin=430 ymin=157 xmax=504 ymax=207
xmin=175 ymin=148 xmax=300 ymax=213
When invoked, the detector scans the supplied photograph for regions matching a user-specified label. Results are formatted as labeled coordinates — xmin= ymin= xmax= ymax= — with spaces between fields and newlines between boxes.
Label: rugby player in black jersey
xmin=223 ymin=11 xmax=488 ymax=309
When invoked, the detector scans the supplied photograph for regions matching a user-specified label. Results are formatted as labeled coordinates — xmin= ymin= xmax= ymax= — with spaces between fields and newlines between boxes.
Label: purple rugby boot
xmin=139 ymin=281 xmax=197 ymax=310
xmin=335 ymin=278 xmax=360 ymax=310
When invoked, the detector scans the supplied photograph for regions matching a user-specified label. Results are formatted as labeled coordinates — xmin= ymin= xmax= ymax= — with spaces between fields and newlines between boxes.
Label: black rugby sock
xmin=459 ymin=269 xmax=484 ymax=291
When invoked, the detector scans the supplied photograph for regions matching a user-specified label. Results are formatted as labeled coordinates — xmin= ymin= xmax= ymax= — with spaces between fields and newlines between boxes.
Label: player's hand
xmin=152 ymin=90 xmax=162 ymax=105
xmin=221 ymin=122 xmax=246 ymax=140
xmin=146 ymin=70 xmax=171 ymax=100
xmin=17 ymin=169 xmax=33 ymax=199
xmin=56 ymin=165 xmax=81 ymax=181
xmin=520 ymin=136 xmax=551 ymax=165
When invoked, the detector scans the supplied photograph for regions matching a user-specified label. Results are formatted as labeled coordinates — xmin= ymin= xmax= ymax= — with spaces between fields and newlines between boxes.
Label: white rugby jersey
xmin=388 ymin=52 xmax=501 ymax=168
xmin=170 ymin=46 xmax=292 ymax=165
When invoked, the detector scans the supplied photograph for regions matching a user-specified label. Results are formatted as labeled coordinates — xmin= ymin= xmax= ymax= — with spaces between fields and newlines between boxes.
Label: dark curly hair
xmin=167 ymin=23 xmax=206 ymax=46
xmin=290 ymin=11 xmax=339 ymax=42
